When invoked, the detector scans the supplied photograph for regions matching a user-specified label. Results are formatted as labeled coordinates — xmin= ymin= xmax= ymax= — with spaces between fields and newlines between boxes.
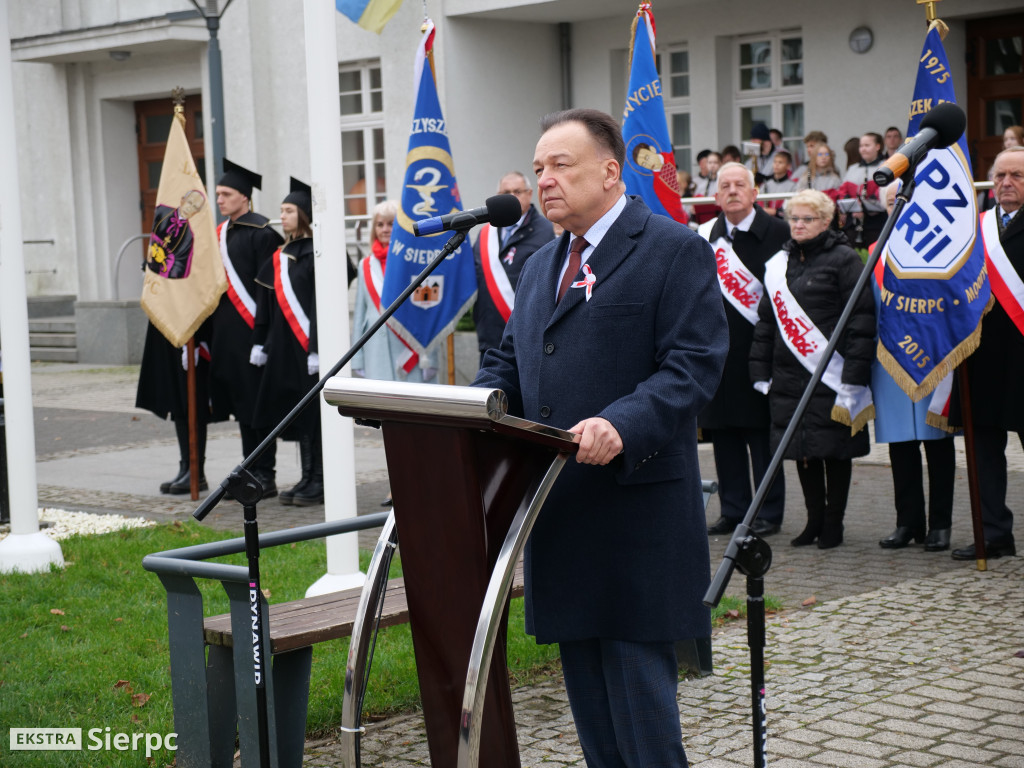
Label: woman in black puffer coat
xmin=750 ymin=190 xmax=876 ymax=549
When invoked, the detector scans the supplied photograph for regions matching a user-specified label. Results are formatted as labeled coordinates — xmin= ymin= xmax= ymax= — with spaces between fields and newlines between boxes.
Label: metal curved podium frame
xmin=324 ymin=379 xmax=577 ymax=768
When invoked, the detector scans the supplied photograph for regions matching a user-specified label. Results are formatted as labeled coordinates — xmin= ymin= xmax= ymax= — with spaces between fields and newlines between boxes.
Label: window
xmin=735 ymin=31 xmax=804 ymax=163
xmin=339 ymin=61 xmax=386 ymax=234
xmin=663 ymin=45 xmax=692 ymax=174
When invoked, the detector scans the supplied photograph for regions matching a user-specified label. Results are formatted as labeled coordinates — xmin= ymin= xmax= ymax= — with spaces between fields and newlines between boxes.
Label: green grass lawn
xmin=1 ymin=521 xmax=772 ymax=767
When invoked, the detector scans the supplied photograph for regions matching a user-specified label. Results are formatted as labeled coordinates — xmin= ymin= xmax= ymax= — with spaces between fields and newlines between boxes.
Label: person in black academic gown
xmin=250 ymin=179 xmax=323 ymax=506
xmin=210 ymin=159 xmax=284 ymax=496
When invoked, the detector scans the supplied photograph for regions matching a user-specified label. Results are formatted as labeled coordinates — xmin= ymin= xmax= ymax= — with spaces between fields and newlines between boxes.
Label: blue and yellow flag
xmin=335 ymin=0 xmax=403 ymax=34
xmin=381 ymin=20 xmax=477 ymax=357
xmin=876 ymin=24 xmax=991 ymax=401
xmin=620 ymin=4 xmax=688 ymax=225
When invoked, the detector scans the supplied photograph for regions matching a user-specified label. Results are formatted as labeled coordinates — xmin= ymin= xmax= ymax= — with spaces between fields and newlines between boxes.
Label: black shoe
xmin=292 ymin=480 xmax=324 ymax=506
xmin=879 ymin=526 xmax=926 ymax=549
xmin=167 ymin=469 xmax=208 ymax=495
xmin=251 ymin=472 xmax=278 ymax=500
xmin=279 ymin=479 xmax=309 ymax=506
xmin=381 ymin=493 xmax=393 ymax=507
xmin=924 ymin=528 xmax=951 ymax=552
xmin=817 ymin=525 xmax=844 ymax=549
xmin=951 ymin=537 xmax=1016 ymax=561
xmin=707 ymin=516 xmax=739 ymax=535
xmin=160 ymin=462 xmax=188 ymax=494
xmin=751 ymin=519 xmax=781 ymax=536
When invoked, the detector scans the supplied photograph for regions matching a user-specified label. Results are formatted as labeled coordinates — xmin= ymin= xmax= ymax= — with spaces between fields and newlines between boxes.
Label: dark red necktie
xmin=557 ymin=236 xmax=588 ymax=302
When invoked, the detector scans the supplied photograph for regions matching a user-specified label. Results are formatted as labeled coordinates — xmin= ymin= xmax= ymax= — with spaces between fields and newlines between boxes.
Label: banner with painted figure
xmin=620 ymin=3 xmax=688 ymax=225
xmin=335 ymin=0 xmax=403 ymax=34
xmin=876 ymin=25 xmax=991 ymax=402
xmin=141 ymin=112 xmax=226 ymax=348
xmin=380 ymin=19 xmax=477 ymax=357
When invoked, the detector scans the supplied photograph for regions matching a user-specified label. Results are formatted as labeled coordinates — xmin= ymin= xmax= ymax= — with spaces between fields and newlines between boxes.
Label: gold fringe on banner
xmin=831 ymin=402 xmax=876 ymax=436
xmin=876 ymin=293 xmax=993 ymax=403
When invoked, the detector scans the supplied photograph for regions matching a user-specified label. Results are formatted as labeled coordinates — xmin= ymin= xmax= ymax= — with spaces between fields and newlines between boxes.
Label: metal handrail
xmin=141 ymin=512 xmax=390 ymax=579
xmin=681 ymin=179 xmax=995 ymax=206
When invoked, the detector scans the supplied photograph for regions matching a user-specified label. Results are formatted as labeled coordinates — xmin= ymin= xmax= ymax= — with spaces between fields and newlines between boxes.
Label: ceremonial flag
xmin=381 ymin=19 xmax=477 ymax=357
xmin=141 ymin=111 xmax=225 ymax=348
xmin=876 ymin=25 xmax=991 ymax=401
xmin=620 ymin=3 xmax=688 ymax=225
xmin=335 ymin=0 xmax=403 ymax=35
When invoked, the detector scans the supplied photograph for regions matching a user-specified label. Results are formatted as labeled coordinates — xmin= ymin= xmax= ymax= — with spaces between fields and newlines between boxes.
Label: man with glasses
xmin=472 ymin=171 xmax=554 ymax=363
xmin=699 ymin=162 xmax=789 ymax=537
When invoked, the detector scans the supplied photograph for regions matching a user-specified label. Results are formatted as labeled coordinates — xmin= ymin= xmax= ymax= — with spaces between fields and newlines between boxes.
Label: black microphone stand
xmin=703 ymin=172 xmax=920 ymax=768
xmin=191 ymin=228 xmax=469 ymax=768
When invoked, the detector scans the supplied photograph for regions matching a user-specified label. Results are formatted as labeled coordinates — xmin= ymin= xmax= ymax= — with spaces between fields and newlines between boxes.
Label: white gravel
xmin=0 ymin=508 xmax=155 ymax=542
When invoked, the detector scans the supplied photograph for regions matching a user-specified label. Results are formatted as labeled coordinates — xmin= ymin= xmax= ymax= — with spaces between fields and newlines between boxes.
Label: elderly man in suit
xmin=950 ymin=146 xmax=1024 ymax=560
xmin=472 ymin=170 xmax=554 ymax=364
xmin=474 ymin=108 xmax=728 ymax=767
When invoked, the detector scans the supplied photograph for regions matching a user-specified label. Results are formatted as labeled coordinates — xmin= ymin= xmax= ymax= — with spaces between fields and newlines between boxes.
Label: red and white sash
xmin=981 ymin=208 xmax=1024 ymax=337
xmin=362 ymin=256 xmax=418 ymax=374
xmin=273 ymin=247 xmax=310 ymax=352
xmin=764 ymin=251 xmax=874 ymax=432
xmin=698 ymin=219 xmax=763 ymax=326
xmin=872 ymin=248 xmax=953 ymax=428
xmin=478 ymin=223 xmax=515 ymax=322
xmin=217 ymin=221 xmax=257 ymax=329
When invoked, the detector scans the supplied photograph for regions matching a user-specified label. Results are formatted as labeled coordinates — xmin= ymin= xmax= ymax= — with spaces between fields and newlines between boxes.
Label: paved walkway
xmin=9 ymin=363 xmax=1024 ymax=767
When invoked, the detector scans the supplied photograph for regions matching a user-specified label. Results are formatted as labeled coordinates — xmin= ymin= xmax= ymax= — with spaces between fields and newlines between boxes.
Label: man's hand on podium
xmin=569 ymin=417 xmax=622 ymax=466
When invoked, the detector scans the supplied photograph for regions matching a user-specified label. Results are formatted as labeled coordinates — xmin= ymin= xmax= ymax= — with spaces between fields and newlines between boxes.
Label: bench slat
xmin=205 ymin=562 xmax=525 ymax=655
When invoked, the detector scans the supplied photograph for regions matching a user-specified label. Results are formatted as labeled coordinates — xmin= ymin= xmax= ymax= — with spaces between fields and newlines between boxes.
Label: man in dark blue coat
xmin=474 ymin=109 xmax=728 ymax=767
xmin=472 ymin=171 xmax=554 ymax=364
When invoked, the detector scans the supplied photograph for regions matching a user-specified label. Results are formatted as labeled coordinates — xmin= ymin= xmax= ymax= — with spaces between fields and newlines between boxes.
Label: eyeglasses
xmin=502 ymin=188 xmax=530 ymax=196
xmin=789 ymin=216 xmax=822 ymax=224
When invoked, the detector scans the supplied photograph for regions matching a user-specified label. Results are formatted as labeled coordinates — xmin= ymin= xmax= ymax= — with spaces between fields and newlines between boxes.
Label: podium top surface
xmin=323 ymin=377 xmax=577 ymax=448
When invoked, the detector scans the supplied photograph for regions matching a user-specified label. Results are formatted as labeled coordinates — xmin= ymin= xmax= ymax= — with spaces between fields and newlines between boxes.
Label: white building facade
xmin=8 ymin=0 xmax=1023 ymax=309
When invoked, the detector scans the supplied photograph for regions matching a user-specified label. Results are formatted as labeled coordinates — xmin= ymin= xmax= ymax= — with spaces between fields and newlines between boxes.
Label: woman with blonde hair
xmin=796 ymin=144 xmax=842 ymax=194
xmin=750 ymin=189 xmax=876 ymax=549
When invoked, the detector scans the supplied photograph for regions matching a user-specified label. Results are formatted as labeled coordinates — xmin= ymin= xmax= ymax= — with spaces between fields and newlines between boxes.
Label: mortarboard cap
xmin=750 ymin=122 xmax=771 ymax=142
xmin=283 ymin=177 xmax=312 ymax=221
xmin=217 ymin=158 xmax=262 ymax=198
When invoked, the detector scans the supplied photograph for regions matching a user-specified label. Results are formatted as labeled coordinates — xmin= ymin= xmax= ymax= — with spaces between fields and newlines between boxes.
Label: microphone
xmin=873 ymin=102 xmax=966 ymax=186
xmin=413 ymin=194 xmax=522 ymax=236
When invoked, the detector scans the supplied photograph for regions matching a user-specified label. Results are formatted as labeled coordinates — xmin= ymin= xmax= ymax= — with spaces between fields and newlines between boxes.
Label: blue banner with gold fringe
xmin=876 ymin=25 xmax=991 ymax=401
xmin=381 ymin=19 xmax=477 ymax=358
xmin=620 ymin=4 xmax=688 ymax=225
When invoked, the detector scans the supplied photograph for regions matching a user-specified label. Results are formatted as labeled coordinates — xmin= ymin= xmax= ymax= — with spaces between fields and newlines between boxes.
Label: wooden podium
xmin=323 ymin=379 xmax=578 ymax=768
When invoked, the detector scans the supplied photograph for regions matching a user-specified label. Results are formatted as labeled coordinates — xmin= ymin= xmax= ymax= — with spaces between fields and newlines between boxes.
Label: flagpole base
xmin=0 ymin=531 xmax=65 ymax=574
xmin=305 ymin=569 xmax=366 ymax=598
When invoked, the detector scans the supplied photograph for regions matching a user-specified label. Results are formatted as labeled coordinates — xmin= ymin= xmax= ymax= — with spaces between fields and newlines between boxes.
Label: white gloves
xmin=307 ymin=352 xmax=320 ymax=377
xmin=753 ymin=380 xmax=771 ymax=395
xmin=249 ymin=345 xmax=267 ymax=367
xmin=180 ymin=342 xmax=210 ymax=370
xmin=422 ymin=367 xmax=438 ymax=383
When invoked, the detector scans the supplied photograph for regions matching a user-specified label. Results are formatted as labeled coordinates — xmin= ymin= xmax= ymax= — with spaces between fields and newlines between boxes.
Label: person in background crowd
xmin=692 ymin=151 xmax=721 ymax=225
xmin=794 ymin=130 xmax=828 ymax=178
xmin=841 ymin=132 xmax=886 ymax=248
xmin=250 ymin=179 xmax=323 ymax=506
xmin=472 ymin=171 xmax=554 ymax=364
xmin=1003 ymin=125 xmax=1024 ymax=149
xmin=842 ymin=137 xmax=861 ymax=169
xmin=699 ymin=162 xmax=789 ymax=538
xmin=209 ymin=159 xmax=284 ymax=497
xmin=746 ymin=122 xmax=777 ymax=181
xmin=760 ymin=149 xmax=798 ymax=216
xmin=475 ymin=107 xmax=728 ymax=767
xmin=871 ymin=182 xmax=955 ymax=551
xmin=948 ymin=146 xmax=1024 ymax=560
xmin=750 ymin=190 xmax=875 ymax=549
xmin=883 ymin=126 xmax=903 ymax=159
xmin=721 ymin=145 xmax=743 ymax=165
xmin=696 ymin=149 xmax=713 ymax=187
xmin=769 ymin=127 xmax=784 ymax=151
xmin=796 ymin=144 xmax=843 ymax=195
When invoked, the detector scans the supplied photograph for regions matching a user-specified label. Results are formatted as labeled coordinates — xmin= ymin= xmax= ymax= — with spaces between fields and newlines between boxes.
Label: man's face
xmin=216 ymin=186 xmax=249 ymax=219
xmin=772 ymin=154 xmax=790 ymax=177
xmin=859 ymin=136 xmax=881 ymax=163
xmin=533 ymin=121 xmax=620 ymax=234
xmin=993 ymin=151 xmax=1024 ymax=213
xmin=885 ymin=129 xmax=902 ymax=154
xmin=499 ymin=174 xmax=532 ymax=216
xmin=706 ymin=154 xmax=721 ymax=176
xmin=716 ymin=166 xmax=757 ymax=220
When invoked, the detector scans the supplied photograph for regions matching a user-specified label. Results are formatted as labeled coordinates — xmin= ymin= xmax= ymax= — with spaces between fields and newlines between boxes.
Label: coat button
xmin=544 ymin=342 xmax=555 ymax=354
xmin=539 ymin=406 xmax=551 ymax=418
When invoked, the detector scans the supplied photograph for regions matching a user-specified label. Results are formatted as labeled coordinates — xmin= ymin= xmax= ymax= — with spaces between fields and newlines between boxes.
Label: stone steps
xmin=29 ymin=315 xmax=77 ymax=362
